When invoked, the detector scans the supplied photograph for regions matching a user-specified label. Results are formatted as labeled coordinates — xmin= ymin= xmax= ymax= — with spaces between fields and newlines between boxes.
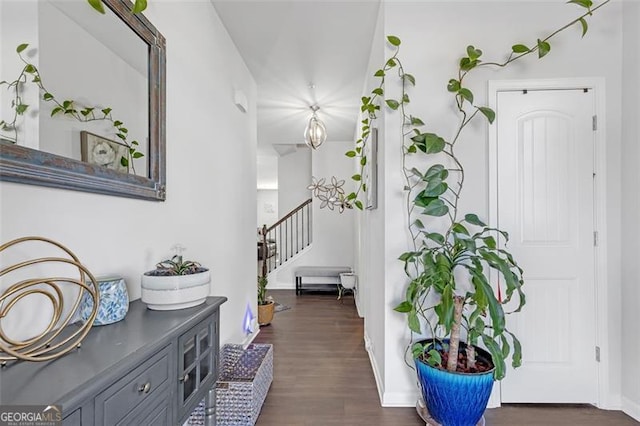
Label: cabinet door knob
xmin=179 ymin=373 xmax=189 ymax=383
xmin=138 ymin=382 xmax=151 ymax=394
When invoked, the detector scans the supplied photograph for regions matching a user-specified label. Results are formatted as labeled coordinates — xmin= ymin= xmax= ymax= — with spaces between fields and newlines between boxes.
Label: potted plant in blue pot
xmin=311 ymin=1 xmax=609 ymax=424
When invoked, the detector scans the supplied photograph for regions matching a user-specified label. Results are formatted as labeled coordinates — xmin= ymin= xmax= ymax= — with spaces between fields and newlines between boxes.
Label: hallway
xmin=253 ymin=290 xmax=638 ymax=426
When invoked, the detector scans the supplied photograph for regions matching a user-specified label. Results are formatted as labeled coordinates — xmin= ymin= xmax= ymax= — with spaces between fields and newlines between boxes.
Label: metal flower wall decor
xmin=307 ymin=176 xmax=351 ymax=213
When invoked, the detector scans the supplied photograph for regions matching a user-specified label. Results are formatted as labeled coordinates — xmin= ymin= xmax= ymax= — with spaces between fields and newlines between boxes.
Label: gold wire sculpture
xmin=0 ymin=236 xmax=99 ymax=363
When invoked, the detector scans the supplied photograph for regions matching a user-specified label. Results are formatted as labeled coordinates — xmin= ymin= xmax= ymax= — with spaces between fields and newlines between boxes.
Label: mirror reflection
xmin=0 ymin=0 xmax=166 ymax=201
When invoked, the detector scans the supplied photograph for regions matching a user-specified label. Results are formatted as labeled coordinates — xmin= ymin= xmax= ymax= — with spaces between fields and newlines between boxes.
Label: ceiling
xmin=211 ymin=0 xmax=381 ymax=156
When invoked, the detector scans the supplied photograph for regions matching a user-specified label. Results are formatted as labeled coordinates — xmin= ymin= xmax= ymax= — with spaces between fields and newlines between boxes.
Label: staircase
xmin=259 ymin=198 xmax=312 ymax=276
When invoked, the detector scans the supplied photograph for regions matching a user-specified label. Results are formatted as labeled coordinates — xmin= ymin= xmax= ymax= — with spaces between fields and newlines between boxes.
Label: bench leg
xmin=296 ymin=277 xmax=300 ymax=296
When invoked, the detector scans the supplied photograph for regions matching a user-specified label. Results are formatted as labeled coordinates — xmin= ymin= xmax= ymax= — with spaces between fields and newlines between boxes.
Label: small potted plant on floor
xmin=310 ymin=1 xmax=609 ymax=424
xmin=141 ymin=246 xmax=210 ymax=311
xmin=257 ymin=275 xmax=274 ymax=326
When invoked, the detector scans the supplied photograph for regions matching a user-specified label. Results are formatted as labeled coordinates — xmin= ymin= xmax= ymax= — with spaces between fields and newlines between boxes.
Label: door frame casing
xmin=487 ymin=78 xmax=611 ymax=408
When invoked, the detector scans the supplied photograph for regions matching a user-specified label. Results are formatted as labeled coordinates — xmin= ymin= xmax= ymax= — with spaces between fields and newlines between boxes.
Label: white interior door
xmin=496 ymin=89 xmax=598 ymax=403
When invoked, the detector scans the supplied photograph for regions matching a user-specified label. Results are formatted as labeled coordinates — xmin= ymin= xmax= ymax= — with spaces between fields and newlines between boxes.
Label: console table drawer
xmin=95 ymin=344 xmax=171 ymax=425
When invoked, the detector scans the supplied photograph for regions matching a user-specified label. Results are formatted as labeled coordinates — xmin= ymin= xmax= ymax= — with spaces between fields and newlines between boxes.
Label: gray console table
xmin=0 ymin=296 xmax=227 ymax=426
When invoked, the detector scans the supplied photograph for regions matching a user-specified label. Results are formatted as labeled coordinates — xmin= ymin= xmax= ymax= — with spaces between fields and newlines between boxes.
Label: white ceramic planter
xmin=141 ymin=270 xmax=210 ymax=310
xmin=339 ymin=272 xmax=357 ymax=289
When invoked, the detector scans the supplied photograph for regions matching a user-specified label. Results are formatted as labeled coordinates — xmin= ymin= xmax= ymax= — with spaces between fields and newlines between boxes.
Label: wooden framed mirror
xmin=0 ymin=0 xmax=166 ymax=201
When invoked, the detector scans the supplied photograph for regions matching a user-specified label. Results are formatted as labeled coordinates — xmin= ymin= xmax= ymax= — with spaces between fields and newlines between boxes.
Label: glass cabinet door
xmin=177 ymin=316 xmax=217 ymax=419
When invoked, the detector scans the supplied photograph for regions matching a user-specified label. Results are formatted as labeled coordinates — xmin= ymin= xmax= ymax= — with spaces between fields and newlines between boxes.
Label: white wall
xmin=0 ymin=0 xmax=258 ymax=346
xmin=357 ymin=0 xmax=389 ymax=405
xmin=620 ymin=1 xmax=640 ymax=421
xmin=270 ymin=141 xmax=356 ymax=289
xmin=277 ymin=147 xmax=310 ymax=216
xmin=257 ymin=189 xmax=278 ymax=228
xmin=364 ymin=0 xmax=624 ymax=407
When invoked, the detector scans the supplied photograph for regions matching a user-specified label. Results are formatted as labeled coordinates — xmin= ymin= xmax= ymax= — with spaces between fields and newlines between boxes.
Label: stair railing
xmin=260 ymin=198 xmax=312 ymax=276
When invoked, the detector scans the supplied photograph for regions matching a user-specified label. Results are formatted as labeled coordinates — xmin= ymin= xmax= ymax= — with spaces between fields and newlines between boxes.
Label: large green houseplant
xmin=311 ymin=1 xmax=609 ymax=423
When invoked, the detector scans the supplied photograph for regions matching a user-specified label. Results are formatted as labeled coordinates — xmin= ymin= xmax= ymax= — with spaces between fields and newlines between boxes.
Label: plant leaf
xmin=394 ymin=301 xmax=412 ymax=313
xmin=458 ymin=88 xmax=474 ymax=104
xmin=87 ymin=0 xmax=106 ymax=14
xmin=426 ymin=232 xmax=445 ymax=244
xmin=427 ymin=349 xmax=442 ymax=367
xmin=16 ymin=43 xmax=29 ymax=53
xmin=345 ymin=151 xmax=356 ymax=158
xmin=132 ymin=0 xmax=147 ymax=13
xmin=387 ymin=35 xmax=401 ymax=46
xmin=386 ymin=99 xmax=399 ymax=110
xmin=404 ymin=73 xmax=416 ymax=86
xmin=410 ymin=116 xmax=424 ymax=126
xmin=452 ymin=223 xmax=470 ymax=236
xmin=424 ymin=164 xmax=449 ymax=181
xmin=352 ymin=174 xmax=361 ymax=181
xmin=447 ymin=79 xmax=461 ymax=92
xmin=482 ymin=334 xmax=506 ymax=380
xmin=567 ymin=0 xmax=593 ymax=8
xmin=537 ymin=39 xmax=551 ymax=58
xmin=464 ymin=213 xmax=486 ymax=227
xmin=422 ymin=199 xmax=449 ymax=217
xmin=511 ymin=44 xmax=530 ymax=53
xmin=466 ymin=45 xmax=482 ymax=60
xmin=477 ymin=106 xmax=496 ymax=124
xmin=579 ymin=17 xmax=588 ymax=37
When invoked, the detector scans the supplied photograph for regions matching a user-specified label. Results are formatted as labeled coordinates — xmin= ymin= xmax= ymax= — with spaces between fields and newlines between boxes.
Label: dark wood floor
xmin=254 ymin=290 xmax=638 ymax=426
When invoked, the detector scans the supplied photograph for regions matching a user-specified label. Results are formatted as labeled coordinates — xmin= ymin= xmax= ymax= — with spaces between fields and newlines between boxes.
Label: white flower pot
xmin=141 ymin=270 xmax=210 ymax=310
xmin=339 ymin=272 xmax=357 ymax=290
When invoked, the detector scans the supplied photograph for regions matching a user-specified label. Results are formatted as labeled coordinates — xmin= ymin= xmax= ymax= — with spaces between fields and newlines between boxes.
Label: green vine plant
xmin=0 ymin=44 xmax=144 ymax=175
xmin=310 ymin=0 xmax=609 ymax=380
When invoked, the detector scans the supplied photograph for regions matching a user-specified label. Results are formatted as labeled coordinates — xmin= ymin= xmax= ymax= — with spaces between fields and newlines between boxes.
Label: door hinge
xmin=593 ymin=231 xmax=598 ymax=247
xmin=595 ymin=346 xmax=601 ymax=362
xmin=592 ymin=115 xmax=598 ymax=131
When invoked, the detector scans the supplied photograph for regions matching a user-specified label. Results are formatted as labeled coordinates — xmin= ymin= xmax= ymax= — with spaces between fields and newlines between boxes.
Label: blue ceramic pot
xmin=80 ymin=276 xmax=129 ymax=326
xmin=415 ymin=339 xmax=494 ymax=426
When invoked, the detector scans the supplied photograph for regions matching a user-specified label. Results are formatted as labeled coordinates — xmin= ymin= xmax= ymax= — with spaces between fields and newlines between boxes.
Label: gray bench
xmin=294 ymin=266 xmax=352 ymax=295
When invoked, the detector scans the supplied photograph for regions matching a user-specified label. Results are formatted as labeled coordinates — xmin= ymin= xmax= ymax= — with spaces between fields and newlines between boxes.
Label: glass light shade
xmin=304 ymin=114 xmax=327 ymax=149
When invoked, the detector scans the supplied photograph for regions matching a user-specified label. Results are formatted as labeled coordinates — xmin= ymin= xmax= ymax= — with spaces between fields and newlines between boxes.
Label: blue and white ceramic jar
xmin=80 ymin=276 xmax=129 ymax=326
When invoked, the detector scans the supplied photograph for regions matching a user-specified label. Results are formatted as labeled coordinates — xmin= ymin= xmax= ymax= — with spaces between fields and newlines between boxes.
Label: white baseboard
xmin=364 ymin=332 xmax=418 ymax=407
xmin=364 ymin=332 xmax=385 ymax=405
xmin=622 ymin=396 xmax=640 ymax=422
xmin=267 ymin=281 xmax=295 ymax=290
xmin=381 ymin=391 xmax=419 ymax=407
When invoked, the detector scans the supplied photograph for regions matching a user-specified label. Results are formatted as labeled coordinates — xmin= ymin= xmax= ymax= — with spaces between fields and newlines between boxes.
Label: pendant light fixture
xmin=304 ymin=105 xmax=327 ymax=150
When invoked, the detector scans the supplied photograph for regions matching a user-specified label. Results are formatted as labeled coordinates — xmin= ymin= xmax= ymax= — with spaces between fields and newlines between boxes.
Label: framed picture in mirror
xmin=80 ymin=131 xmax=129 ymax=173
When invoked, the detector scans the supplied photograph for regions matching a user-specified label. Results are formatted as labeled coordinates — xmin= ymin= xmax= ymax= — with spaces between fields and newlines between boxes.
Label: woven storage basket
xmin=216 ymin=343 xmax=273 ymax=426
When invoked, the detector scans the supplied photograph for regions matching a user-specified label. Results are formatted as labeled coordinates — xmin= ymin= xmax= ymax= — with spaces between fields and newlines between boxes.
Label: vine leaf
xmin=477 ymin=106 xmax=496 ymax=124
xmin=512 ymin=44 xmax=530 ymax=53
xmin=579 ymin=18 xmax=589 ymax=37
xmin=537 ymin=39 xmax=551 ymax=58
xmin=386 ymin=99 xmax=400 ymax=110
xmin=132 ymin=0 xmax=148 ymax=13
xmin=87 ymin=0 xmax=106 ymax=14
xmin=16 ymin=43 xmax=29 ymax=53
xmin=568 ymin=0 xmax=593 ymax=8
xmin=387 ymin=35 xmax=401 ymax=46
